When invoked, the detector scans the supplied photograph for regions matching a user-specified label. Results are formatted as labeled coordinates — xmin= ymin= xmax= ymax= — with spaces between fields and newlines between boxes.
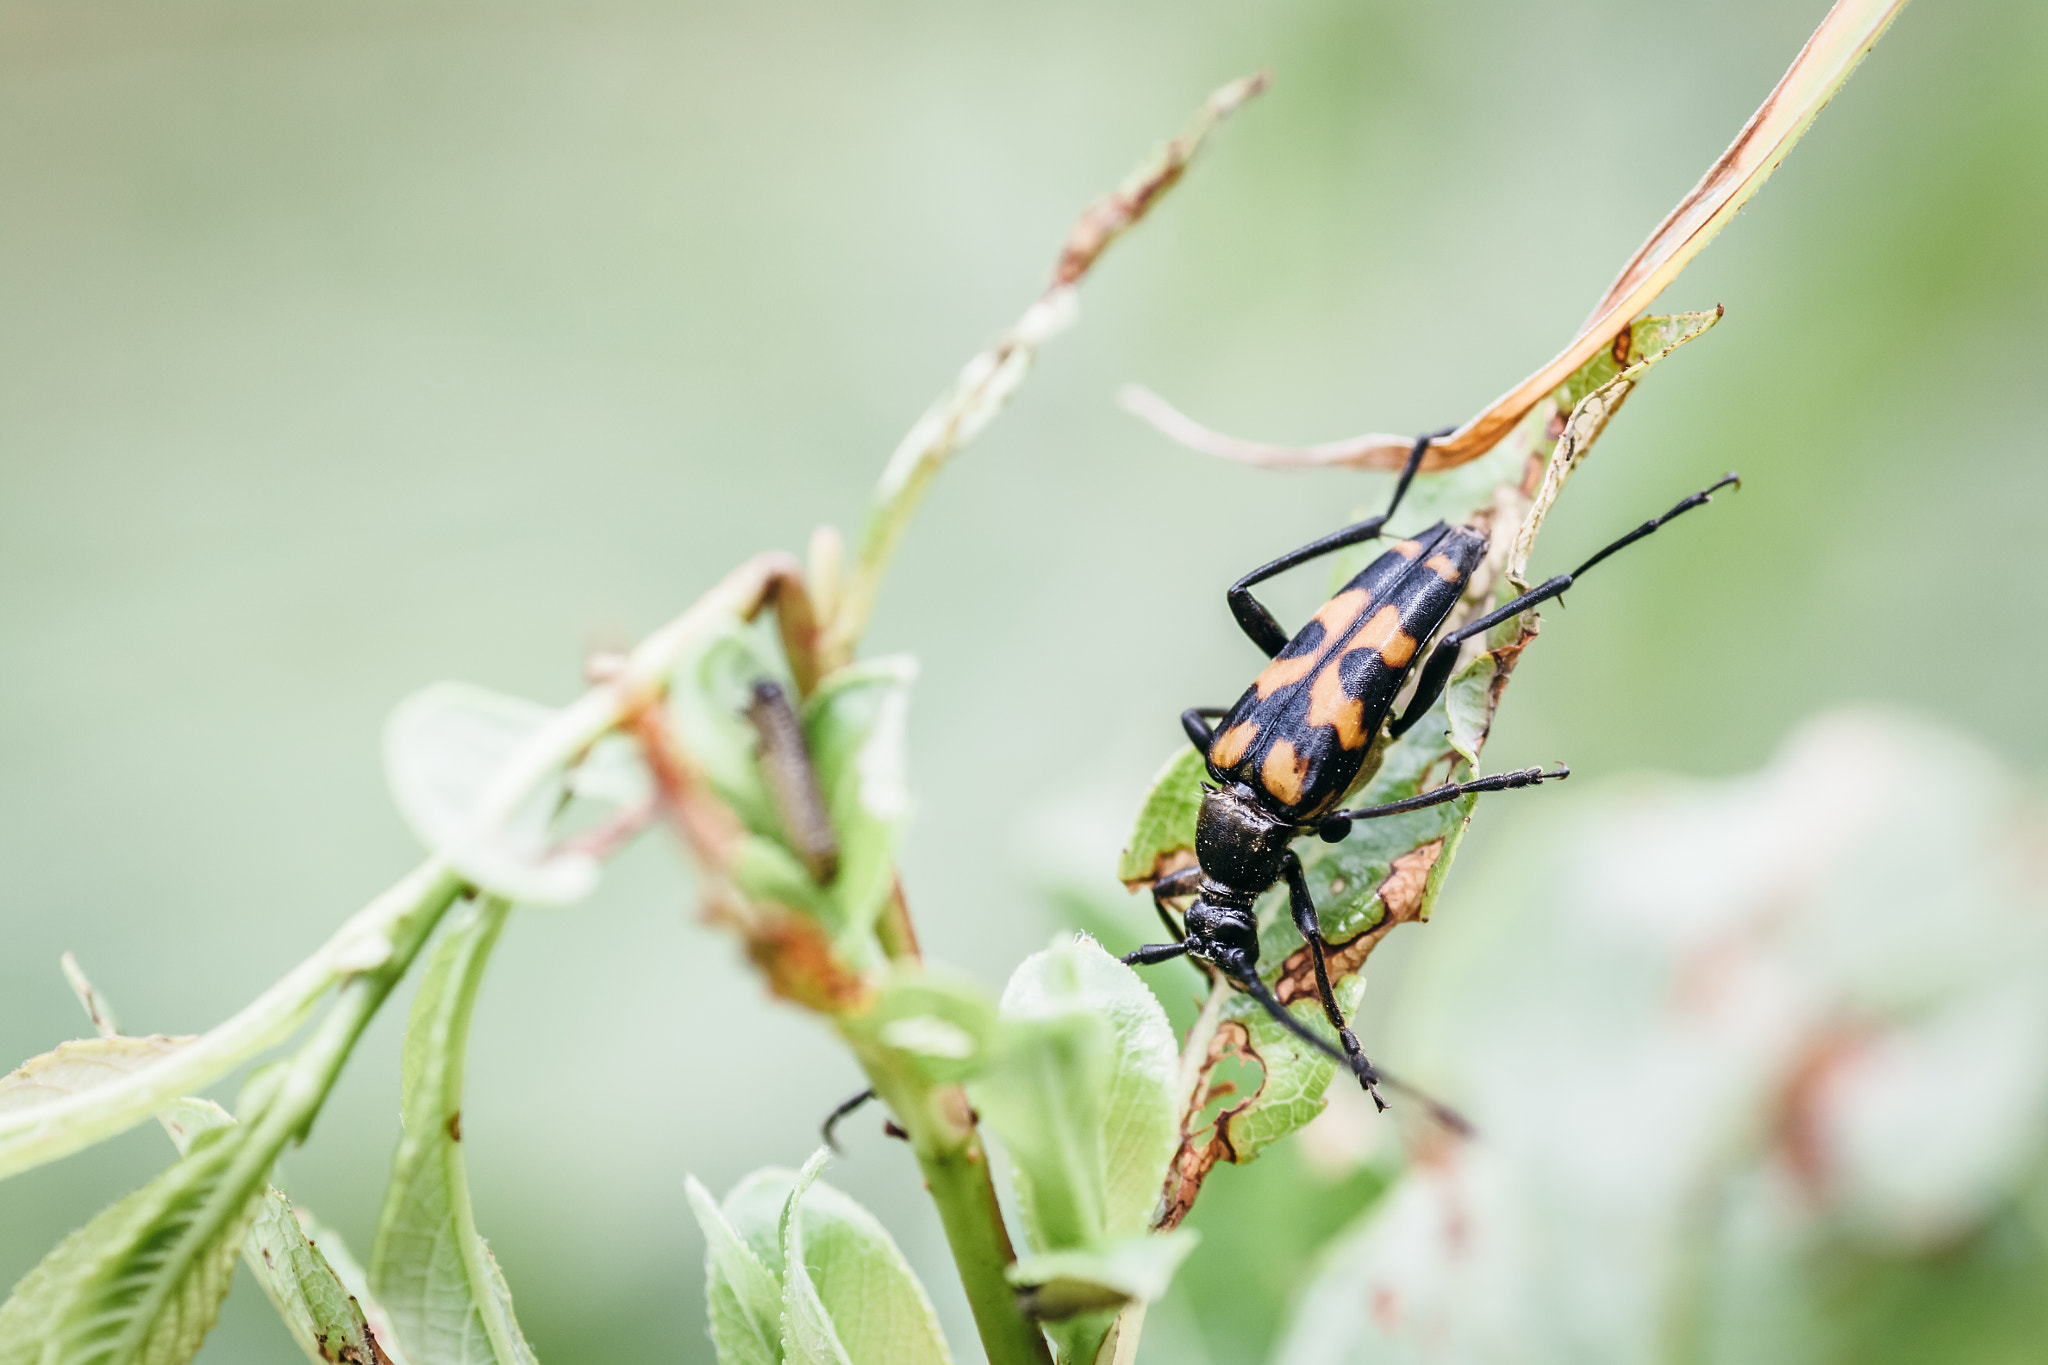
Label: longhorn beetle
xmin=1120 ymin=430 xmax=1737 ymax=1112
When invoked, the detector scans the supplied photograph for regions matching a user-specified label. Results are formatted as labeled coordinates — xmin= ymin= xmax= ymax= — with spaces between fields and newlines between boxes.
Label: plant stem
xmin=0 ymin=858 xmax=466 ymax=1181
xmin=845 ymin=1030 xmax=1051 ymax=1365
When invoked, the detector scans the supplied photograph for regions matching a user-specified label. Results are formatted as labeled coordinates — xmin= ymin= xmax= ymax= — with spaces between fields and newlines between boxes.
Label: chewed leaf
xmin=1220 ymin=976 xmax=1366 ymax=1166
xmin=0 ymin=1035 xmax=196 ymax=1116
xmin=1117 ymin=748 xmax=1206 ymax=888
xmin=370 ymin=898 xmax=536 ymax=1365
xmin=686 ymin=1176 xmax=781 ymax=1365
xmin=385 ymin=682 xmax=647 ymax=906
xmin=1007 ymin=1228 xmax=1200 ymax=1320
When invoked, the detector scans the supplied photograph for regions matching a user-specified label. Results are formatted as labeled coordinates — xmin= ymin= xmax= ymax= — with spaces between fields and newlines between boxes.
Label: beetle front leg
xmin=1181 ymin=707 xmax=1229 ymax=757
xmin=1280 ymin=851 xmax=1387 ymax=1108
xmin=1148 ymin=863 xmax=1204 ymax=942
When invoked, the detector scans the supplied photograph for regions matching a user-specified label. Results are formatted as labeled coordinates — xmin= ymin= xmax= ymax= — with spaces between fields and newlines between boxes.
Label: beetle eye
xmin=1318 ymin=818 xmax=1353 ymax=843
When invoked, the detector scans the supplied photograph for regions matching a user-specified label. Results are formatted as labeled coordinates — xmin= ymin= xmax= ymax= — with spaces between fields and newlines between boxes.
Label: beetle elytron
xmin=1122 ymin=431 xmax=1737 ymax=1112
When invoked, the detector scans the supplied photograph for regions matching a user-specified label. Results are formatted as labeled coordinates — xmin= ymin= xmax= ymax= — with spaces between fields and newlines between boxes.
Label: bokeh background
xmin=3 ymin=1 xmax=2044 ymax=1361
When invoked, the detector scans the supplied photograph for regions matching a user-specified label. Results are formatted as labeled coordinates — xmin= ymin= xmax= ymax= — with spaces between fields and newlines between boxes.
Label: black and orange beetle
xmin=1122 ymin=431 xmax=1737 ymax=1111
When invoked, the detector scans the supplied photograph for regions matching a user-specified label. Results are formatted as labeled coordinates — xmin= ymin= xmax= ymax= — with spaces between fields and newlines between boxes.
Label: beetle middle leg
xmin=1390 ymin=472 xmax=1739 ymax=739
xmin=1279 ymin=852 xmax=1388 ymax=1108
xmin=1225 ymin=428 xmax=1450 ymax=656
xmin=1181 ymin=706 xmax=1228 ymax=757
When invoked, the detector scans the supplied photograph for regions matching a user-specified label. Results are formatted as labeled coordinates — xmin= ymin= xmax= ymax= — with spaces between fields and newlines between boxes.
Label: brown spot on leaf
xmin=1155 ymin=1019 xmax=1268 ymax=1230
xmin=1610 ymin=326 xmax=1633 ymax=367
xmin=1272 ymin=841 xmax=1445 ymax=1005
xmin=1123 ymin=846 xmax=1197 ymax=893
xmin=446 ymin=1111 xmax=462 ymax=1143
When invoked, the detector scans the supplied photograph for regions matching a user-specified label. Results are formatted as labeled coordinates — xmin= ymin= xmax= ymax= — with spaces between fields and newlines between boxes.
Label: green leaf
xmin=686 ymin=1176 xmax=783 ymax=1365
xmin=664 ymin=623 xmax=918 ymax=966
xmin=53 ymin=957 xmax=395 ymax=1365
xmin=707 ymin=1154 xmax=951 ymax=1365
xmin=1115 ymin=749 xmax=1206 ymax=888
xmin=384 ymin=683 xmax=649 ymax=906
xmin=0 ymin=1037 xmax=197 ymax=1118
xmin=370 ymin=898 xmax=535 ymax=1365
xmin=0 ymin=1120 xmax=265 ymax=1365
xmin=800 ymin=656 xmax=917 ymax=950
xmin=1005 ymin=1229 xmax=1199 ymax=1321
xmin=838 ymin=967 xmax=1000 ymax=1087
xmin=969 ymin=939 xmax=1182 ymax=1362
xmin=777 ymin=1154 xmax=854 ymax=1365
xmin=1213 ymin=976 xmax=1366 ymax=1166
xmin=150 ymin=1099 xmax=392 ymax=1365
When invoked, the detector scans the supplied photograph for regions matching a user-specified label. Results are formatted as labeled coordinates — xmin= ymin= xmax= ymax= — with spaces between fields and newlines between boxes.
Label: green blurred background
xmin=3 ymin=1 xmax=2043 ymax=1361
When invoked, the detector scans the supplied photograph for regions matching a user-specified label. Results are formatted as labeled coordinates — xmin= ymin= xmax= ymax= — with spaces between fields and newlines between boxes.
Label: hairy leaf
xmin=707 ymin=1154 xmax=951 ymax=1365
xmin=147 ymin=1099 xmax=392 ymax=1365
xmin=370 ymin=899 xmax=535 ymax=1365
xmin=0 ymin=1037 xmax=196 ymax=1118
xmin=0 ymin=1120 xmax=264 ymax=1365
xmin=686 ymin=1177 xmax=782 ymax=1365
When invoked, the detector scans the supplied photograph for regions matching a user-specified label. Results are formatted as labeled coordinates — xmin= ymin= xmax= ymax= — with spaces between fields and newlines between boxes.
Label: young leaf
xmin=1004 ymin=1229 xmax=1199 ymax=1321
xmin=370 ymin=898 xmax=536 ymax=1365
xmin=777 ymin=1154 xmax=854 ymax=1365
xmin=385 ymin=683 xmax=649 ymax=906
xmin=707 ymin=1155 xmax=952 ymax=1365
xmin=56 ymin=957 xmax=397 ymax=1365
xmin=685 ymin=1176 xmax=783 ymax=1365
xmin=0 ymin=1119 xmax=264 ymax=1365
xmin=142 ymin=1093 xmax=395 ymax=1365
xmin=838 ymin=966 xmax=1001 ymax=1088
xmin=0 ymin=860 xmax=465 ymax=1186
xmin=0 ymin=1036 xmax=196 ymax=1116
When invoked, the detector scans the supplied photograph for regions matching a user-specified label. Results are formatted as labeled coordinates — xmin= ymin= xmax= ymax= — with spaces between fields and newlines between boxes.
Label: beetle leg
xmin=1225 ymin=430 xmax=1447 ymax=657
xmin=1391 ymin=472 xmax=1738 ymax=738
xmin=1281 ymin=853 xmax=1388 ymax=1107
xmin=1181 ymin=707 xmax=1227 ymax=756
xmin=1327 ymin=764 xmax=1567 ymax=823
xmin=1121 ymin=940 xmax=1191 ymax=966
xmin=1149 ymin=864 xmax=1204 ymax=941
xmin=821 ymin=1086 xmax=876 ymax=1152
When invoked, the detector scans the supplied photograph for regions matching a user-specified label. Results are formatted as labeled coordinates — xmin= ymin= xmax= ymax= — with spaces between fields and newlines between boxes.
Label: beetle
xmin=1121 ymin=430 xmax=1737 ymax=1111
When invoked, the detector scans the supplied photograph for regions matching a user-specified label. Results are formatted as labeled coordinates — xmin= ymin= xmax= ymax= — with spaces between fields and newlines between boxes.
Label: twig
xmin=1122 ymin=0 xmax=1908 ymax=472
xmin=820 ymin=72 xmax=1269 ymax=669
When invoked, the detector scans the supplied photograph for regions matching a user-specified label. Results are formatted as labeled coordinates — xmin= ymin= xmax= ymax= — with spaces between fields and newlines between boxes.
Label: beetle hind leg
xmin=1224 ymin=429 xmax=1449 ymax=657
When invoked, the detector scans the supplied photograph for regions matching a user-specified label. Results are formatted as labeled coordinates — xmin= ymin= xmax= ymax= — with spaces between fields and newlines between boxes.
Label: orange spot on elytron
xmin=1422 ymin=553 xmax=1462 ymax=582
xmin=1388 ymin=539 xmax=1423 ymax=559
xmin=1260 ymin=738 xmax=1310 ymax=806
xmin=1351 ymin=605 xmax=1418 ymax=669
xmin=1209 ymin=721 xmax=1258 ymax=768
xmin=1307 ymin=654 xmax=1371 ymax=750
xmin=1252 ymin=589 xmax=1370 ymax=697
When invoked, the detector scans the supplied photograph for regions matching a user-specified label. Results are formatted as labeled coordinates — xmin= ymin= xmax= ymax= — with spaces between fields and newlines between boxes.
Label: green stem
xmin=847 ymin=1035 xmax=1052 ymax=1365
